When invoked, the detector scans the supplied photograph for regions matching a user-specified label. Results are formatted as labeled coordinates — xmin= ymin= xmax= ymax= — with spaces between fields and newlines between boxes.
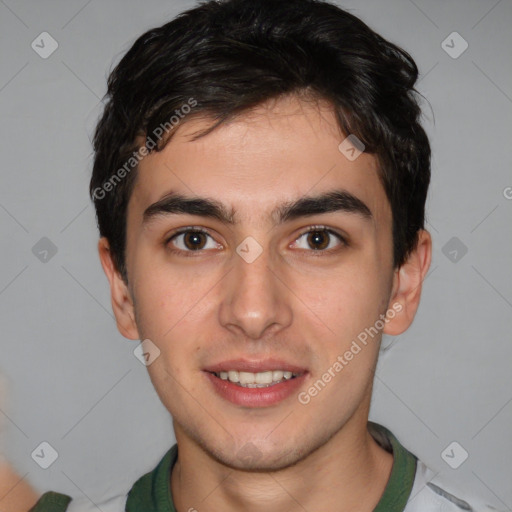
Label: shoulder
xmin=29 ymin=445 xmax=177 ymax=512
xmin=29 ymin=491 xmax=72 ymax=512
xmin=369 ymin=422 xmax=505 ymax=512
xmin=125 ymin=444 xmax=177 ymax=510
xmin=29 ymin=492 xmax=127 ymax=512
xmin=404 ymin=459 xmax=504 ymax=512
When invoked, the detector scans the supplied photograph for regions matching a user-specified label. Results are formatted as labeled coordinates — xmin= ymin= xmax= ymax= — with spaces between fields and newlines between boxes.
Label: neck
xmin=170 ymin=414 xmax=394 ymax=512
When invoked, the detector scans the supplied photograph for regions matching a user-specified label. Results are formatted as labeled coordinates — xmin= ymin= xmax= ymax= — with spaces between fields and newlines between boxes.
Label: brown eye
xmin=306 ymin=230 xmax=330 ymax=250
xmin=292 ymin=227 xmax=346 ymax=252
xmin=183 ymin=231 xmax=208 ymax=250
xmin=168 ymin=228 xmax=220 ymax=253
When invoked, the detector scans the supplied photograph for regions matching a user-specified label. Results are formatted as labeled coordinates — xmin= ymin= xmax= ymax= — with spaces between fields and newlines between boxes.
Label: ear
xmin=383 ymin=230 xmax=432 ymax=336
xmin=98 ymin=237 xmax=139 ymax=340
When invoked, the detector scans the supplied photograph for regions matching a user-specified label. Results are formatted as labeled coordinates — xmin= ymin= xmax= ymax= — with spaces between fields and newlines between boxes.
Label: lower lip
xmin=204 ymin=371 xmax=307 ymax=408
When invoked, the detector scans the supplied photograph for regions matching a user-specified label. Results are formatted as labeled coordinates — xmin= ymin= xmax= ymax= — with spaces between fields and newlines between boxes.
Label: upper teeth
xmin=216 ymin=370 xmax=297 ymax=386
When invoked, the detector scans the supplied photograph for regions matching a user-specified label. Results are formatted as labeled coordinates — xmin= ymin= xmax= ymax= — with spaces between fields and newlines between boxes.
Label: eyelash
xmin=165 ymin=225 xmax=348 ymax=257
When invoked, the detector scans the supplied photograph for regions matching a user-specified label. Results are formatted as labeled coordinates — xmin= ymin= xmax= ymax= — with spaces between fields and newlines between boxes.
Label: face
xmin=101 ymin=95 xmax=426 ymax=471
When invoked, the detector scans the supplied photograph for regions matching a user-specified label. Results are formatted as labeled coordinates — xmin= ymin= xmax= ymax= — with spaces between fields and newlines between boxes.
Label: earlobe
xmin=97 ymin=238 xmax=140 ymax=340
xmin=383 ymin=230 xmax=432 ymax=336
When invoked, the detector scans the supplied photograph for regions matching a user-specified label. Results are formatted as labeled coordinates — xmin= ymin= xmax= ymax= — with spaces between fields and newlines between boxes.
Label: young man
xmin=25 ymin=0 xmax=500 ymax=511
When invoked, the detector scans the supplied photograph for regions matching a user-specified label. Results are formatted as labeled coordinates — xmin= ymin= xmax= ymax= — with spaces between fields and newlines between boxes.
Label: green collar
xmin=126 ymin=421 xmax=418 ymax=512
xmin=369 ymin=421 xmax=418 ymax=512
xmin=28 ymin=491 xmax=72 ymax=512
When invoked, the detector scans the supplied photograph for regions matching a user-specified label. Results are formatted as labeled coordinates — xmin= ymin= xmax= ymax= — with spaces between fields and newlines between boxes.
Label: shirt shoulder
xmin=125 ymin=444 xmax=177 ymax=511
xmin=29 ymin=491 xmax=72 ymax=512
xmin=404 ymin=458 xmax=504 ymax=512
xmin=369 ymin=422 xmax=505 ymax=512
xmin=29 ymin=491 xmax=127 ymax=512
xmin=28 ymin=446 xmax=177 ymax=512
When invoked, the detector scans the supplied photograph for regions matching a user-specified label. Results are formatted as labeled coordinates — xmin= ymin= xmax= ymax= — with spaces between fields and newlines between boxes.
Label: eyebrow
xmin=142 ymin=189 xmax=373 ymax=226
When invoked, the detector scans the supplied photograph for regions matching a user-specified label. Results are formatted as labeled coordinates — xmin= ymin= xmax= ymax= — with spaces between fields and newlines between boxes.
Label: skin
xmin=99 ymin=94 xmax=431 ymax=512
xmin=0 ymin=459 xmax=40 ymax=512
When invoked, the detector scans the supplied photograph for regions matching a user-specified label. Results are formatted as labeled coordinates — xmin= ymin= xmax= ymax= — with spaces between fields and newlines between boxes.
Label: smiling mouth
xmin=209 ymin=370 xmax=303 ymax=388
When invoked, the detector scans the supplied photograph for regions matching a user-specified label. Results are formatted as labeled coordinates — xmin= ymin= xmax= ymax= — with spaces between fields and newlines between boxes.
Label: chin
xmin=221 ymin=445 xmax=308 ymax=472
xmin=193 ymin=429 xmax=316 ymax=472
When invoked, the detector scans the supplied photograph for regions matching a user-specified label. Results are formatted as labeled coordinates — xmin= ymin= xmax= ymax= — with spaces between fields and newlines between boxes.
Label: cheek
xmin=132 ymin=265 xmax=214 ymax=365
xmin=133 ymin=277 xmax=171 ymax=338
xmin=132 ymin=256 xmax=192 ymax=328
xmin=301 ymin=262 xmax=389 ymax=338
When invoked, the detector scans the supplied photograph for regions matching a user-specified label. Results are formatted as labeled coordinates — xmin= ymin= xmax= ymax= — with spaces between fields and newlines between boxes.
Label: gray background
xmin=0 ymin=0 xmax=511 ymax=509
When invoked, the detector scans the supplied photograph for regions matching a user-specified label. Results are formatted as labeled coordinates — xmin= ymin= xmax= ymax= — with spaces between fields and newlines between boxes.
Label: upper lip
xmin=203 ymin=358 xmax=307 ymax=374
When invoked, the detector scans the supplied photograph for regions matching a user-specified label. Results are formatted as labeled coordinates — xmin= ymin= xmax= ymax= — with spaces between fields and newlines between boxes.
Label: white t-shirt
xmin=404 ymin=459 xmax=502 ymax=512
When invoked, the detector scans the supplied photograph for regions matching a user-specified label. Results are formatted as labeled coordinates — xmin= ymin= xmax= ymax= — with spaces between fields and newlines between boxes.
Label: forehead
xmin=128 ymin=95 xmax=390 ymax=227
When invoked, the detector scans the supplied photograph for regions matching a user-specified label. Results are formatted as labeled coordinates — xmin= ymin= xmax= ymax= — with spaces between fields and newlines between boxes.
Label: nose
xmin=218 ymin=244 xmax=293 ymax=341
